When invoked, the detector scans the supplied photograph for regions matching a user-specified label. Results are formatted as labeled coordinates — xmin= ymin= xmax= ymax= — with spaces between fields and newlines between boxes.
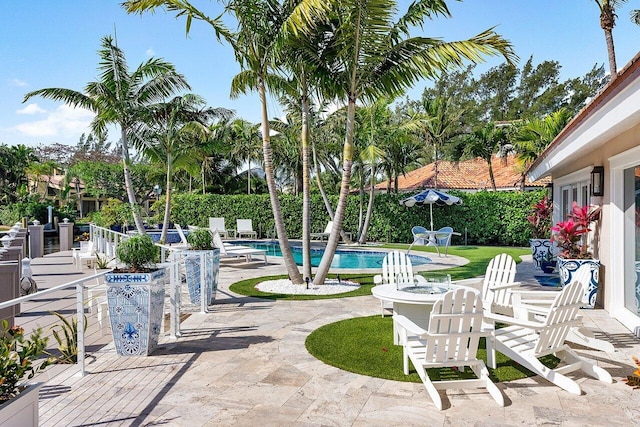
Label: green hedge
xmin=170 ymin=189 xmax=544 ymax=247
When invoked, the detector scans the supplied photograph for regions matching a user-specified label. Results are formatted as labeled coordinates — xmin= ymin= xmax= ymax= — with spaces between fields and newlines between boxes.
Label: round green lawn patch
xmin=305 ymin=315 xmax=559 ymax=383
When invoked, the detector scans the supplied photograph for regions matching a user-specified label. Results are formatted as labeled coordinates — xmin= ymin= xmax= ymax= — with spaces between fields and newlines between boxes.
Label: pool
xmin=129 ymin=230 xmax=187 ymax=244
xmin=228 ymin=240 xmax=431 ymax=269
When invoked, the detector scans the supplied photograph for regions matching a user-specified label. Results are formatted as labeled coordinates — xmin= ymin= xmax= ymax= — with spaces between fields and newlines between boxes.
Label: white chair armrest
xmin=393 ymin=314 xmax=428 ymax=338
xmin=483 ymin=311 xmax=547 ymax=331
xmin=373 ymin=274 xmax=383 ymax=285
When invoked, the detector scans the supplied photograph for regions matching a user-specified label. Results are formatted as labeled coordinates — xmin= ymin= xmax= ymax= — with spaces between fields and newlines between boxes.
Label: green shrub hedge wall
xmin=170 ymin=189 xmax=545 ymax=247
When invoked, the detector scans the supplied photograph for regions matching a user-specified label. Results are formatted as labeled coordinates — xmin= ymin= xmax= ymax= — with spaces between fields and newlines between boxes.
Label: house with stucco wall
xmin=528 ymin=51 xmax=640 ymax=335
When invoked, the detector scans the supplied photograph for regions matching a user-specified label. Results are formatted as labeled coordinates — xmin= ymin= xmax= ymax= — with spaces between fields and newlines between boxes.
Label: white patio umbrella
xmin=400 ymin=189 xmax=463 ymax=231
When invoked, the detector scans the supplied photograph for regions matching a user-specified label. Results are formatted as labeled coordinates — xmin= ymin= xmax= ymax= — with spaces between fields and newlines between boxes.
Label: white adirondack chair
xmin=394 ymin=288 xmax=504 ymax=410
xmin=483 ymin=257 xmax=615 ymax=366
xmin=487 ymin=280 xmax=613 ymax=395
xmin=374 ymin=251 xmax=426 ymax=316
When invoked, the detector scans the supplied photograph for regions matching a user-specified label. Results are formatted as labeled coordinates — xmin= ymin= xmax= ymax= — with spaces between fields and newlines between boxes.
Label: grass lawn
xmin=306 ymin=315 xmax=558 ymax=383
xmin=228 ymin=245 xmax=530 ymax=300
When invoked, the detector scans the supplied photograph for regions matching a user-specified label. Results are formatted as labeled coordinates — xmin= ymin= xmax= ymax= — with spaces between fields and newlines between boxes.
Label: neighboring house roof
xmin=374 ymin=155 xmax=550 ymax=192
xmin=528 ymin=51 xmax=640 ymax=180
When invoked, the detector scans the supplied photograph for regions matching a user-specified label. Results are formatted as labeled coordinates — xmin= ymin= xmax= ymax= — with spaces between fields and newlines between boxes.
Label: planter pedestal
xmin=557 ymin=258 xmax=600 ymax=308
xmin=182 ymin=249 xmax=220 ymax=307
xmin=105 ymin=269 xmax=166 ymax=356
xmin=0 ymin=382 xmax=42 ymax=427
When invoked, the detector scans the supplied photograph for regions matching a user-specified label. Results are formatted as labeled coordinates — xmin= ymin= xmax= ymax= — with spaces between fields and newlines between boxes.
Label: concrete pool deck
xmin=35 ymin=249 xmax=640 ymax=426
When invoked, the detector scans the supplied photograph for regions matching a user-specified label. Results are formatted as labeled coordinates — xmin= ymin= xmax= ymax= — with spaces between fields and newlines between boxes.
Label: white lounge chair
xmin=211 ymin=230 xmax=267 ymax=264
xmin=487 ymin=280 xmax=613 ymax=395
xmin=209 ymin=217 xmax=232 ymax=239
xmin=374 ymin=251 xmax=426 ymax=316
xmin=173 ymin=224 xmax=191 ymax=249
xmin=311 ymin=221 xmax=333 ymax=241
xmin=236 ymin=219 xmax=257 ymax=239
xmin=394 ymin=288 xmax=504 ymax=410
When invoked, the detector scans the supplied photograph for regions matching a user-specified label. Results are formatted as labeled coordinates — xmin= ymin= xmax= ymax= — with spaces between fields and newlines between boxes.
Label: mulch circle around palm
xmin=305 ymin=316 xmax=559 ymax=383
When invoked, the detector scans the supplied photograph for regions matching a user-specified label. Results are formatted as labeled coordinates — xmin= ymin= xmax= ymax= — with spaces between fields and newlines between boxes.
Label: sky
xmin=1 ymin=1 xmax=640 ymax=148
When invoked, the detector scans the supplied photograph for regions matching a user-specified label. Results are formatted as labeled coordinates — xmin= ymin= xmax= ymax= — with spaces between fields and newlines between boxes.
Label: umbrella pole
xmin=430 ymin=203 xmax=434 ymax=231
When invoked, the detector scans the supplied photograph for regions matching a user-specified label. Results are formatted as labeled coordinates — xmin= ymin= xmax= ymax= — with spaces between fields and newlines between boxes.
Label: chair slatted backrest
xmin=382 ymin=251 xmax=414 ymax=285
xmin=533 ymin=280 xmax=584 ymax=356
xmin=209 ymin=217 xmax=226 ymax=233
xmin=425 ymin=289 xmax=484 ymax=364
xmin=324 ymin=221 xmax=334 ymax=234
xmin=482 ymin=253 xmax=517 ymax=314
xmin=237 ymin=219 xmax=253 ymax=233
xmin=435 ymin=227 xmax=453 ymax=246
xmin=174 ymin=224 xmax=189 ymax=246
xmin=209 ymin=230 xmax=229 ymax=256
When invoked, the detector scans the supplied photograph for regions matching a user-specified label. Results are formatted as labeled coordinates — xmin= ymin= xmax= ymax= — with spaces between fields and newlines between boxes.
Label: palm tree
xmin=26 ymin=160 xmax=58 ymax=202
xmin=464 ymin=123 xmax=509 ymax=191
xmin=24 ymin=35 xmax=190 ymax=234
xmin=135 ymin=94 xmax=232 ymax=242
xmin=593 ymin=0 xmax=629 ymax=80
xmin=405 ymin=97 xmax=465 ymax=190
xmin=125 ymin=0 xmax=327 ymax=285
xmin=310 ymin=0 xmax=517 ymax=285
xmin=228 ymin=119 xmax=262 ymax=194
xmin=513 ymin=108 xmax=571 ymax=188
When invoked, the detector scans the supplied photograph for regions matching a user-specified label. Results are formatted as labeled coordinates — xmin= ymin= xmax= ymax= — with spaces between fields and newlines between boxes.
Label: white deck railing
xmin=0 ymin=226 xmax=186 ymax=377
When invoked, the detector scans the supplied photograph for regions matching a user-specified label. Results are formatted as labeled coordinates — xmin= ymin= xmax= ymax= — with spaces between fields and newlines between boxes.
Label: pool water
xmin=228 ymin=241 xmax=431 ymax=269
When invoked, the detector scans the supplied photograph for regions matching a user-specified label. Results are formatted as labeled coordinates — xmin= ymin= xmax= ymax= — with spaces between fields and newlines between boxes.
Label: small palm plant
xmin=47 ymin=312 xmax=87 ymax=364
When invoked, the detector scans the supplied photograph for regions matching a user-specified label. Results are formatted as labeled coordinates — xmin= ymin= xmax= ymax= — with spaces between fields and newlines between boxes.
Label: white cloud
xmin=10 ymin=78 xmax=27 ymax=87
xmin=14 ymin=104 xmax=93 ymax=137
xmin=17 ymin=103 xmax=46 ymax=115
xmin=146 ymin=48 xmax=155 ymax=56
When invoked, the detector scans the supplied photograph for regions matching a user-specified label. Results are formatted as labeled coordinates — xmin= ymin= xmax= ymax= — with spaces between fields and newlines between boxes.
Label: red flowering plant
xmin=527 ymin=196 xmax=553 ymax=239
xmin=551 ymin=202 xmax=601 ymax=259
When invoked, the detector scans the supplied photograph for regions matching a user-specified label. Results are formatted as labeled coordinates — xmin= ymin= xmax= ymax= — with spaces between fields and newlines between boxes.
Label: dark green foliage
xmin=170 ymin=189 xmax=544 ymax=246
xmin=0 ymin=199 xmax=75 ymax=226
xmin=116 ymin=235 xmax=158 ymax=272
xmin=187 ymin=228 xmax=213 ymax=250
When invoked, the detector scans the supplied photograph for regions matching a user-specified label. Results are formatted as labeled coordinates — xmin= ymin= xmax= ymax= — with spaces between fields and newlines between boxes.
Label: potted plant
xmin=105 ymin=234 xmax=166 ymax=356
xmin=527 ymin=196 xmax=556 ymax=269
xmin=181 ymin=228 xmax=220 ymax=308
xmin=551 ymin=202 xmax=602 ymax=308
xmin=539 ymin=251 xmax=556 ymax=274
xmin=0 ymin=321 xmax=50 ymax=427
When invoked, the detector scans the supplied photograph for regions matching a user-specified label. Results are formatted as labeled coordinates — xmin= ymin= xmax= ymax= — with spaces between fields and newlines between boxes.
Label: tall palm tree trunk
xmin=160 ymin=151 xmax=173 ymax=243
xmin=121 ymin=128 xmax=146 ymax=235
xmin=488 ymin=160 xmax=497 ymax=191
xmin=313 ymin=100 xmax=356 ymax=285
xmin=301 ymin=95 xmax=312 ymax=280
xmin=312 ymin=140 xmax=351 ymax=243
xmin=259 ymin=81 xmax=302 ymax=284
xmin=604 ymin=27 xmax=617 ymax=78
xmin=358 ymin=174 xmax=376 ymax=244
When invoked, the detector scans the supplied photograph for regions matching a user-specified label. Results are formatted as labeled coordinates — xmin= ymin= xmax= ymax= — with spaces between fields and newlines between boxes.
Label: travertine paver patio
xmin=35 ymin=250 xmax=640 ymax=426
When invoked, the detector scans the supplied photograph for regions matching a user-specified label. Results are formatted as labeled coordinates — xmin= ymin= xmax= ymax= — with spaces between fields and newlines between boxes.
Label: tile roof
xmin=375 ymin=155 xmax=550 ymax=192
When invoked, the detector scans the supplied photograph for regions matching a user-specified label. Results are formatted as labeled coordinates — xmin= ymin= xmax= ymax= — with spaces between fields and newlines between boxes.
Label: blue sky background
xmin=2 ymin=1 xmax=639 ymax=147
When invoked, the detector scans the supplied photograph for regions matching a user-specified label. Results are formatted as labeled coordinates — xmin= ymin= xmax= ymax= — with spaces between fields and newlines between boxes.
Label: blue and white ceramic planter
xmin=182 ymin=249 xmax=220 ymax=305
xmin=105 ymin=269 xmax=166 ymax=356
xmin=529 ymin=238 xmax=556 ymax=269
xmin=557 ymin=258 xmax=600 ymax=308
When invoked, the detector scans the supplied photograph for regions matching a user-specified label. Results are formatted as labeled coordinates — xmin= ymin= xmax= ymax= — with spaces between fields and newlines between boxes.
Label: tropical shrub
xmin=116 ymin=235 xmax=158 ymax=272
xmin=187 ymin=228 xmax=214 ymax=250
